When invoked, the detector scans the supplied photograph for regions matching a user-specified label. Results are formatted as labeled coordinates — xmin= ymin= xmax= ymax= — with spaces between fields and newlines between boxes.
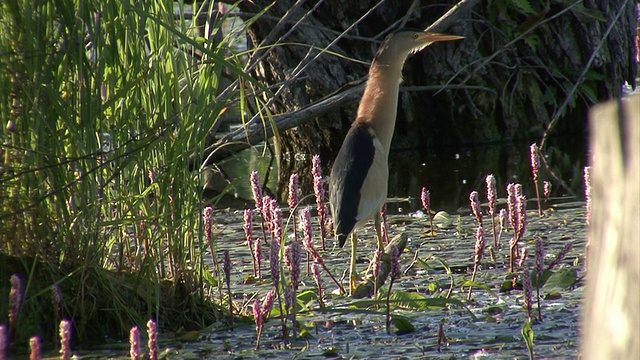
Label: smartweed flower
xmin=518 ymin=247 xmax=529 ymax=268
xmin=548 ymin=242 xmax=573 ymax=271
xmin=147 ymin=319 xmax=157 ymax=360
xmin=0 ymin=325 xmax=7 ymax=359
xmin=469 ymin=191 xmax=482 ymax=226
xmin=60 ymin=319 xmax=72 ymax=360
xmin=467 ymin=226 xmax=485 ymax=300
xmin=130 ymin=326 xmax=141 ymax=360
xmin=311 ymin=155 xmax=328 ymax=249
xmin=522 ymin=269 xmax=533 ymax=320
xmin=486 ymin=174 xmax=498 ymax=248
xmin=270 ymin=239 xmax=280 ymax=288
xmin=584 ymin=166 xmax=592 ymax=225
xmin=530 ymin=143 xmax=542 ymax=216
xmin=543 ymin=181 xmax=552 ymax=200
xmin=30 ymin=336 xmax=41 ymax=360
xmin=250 ymin=171 xmax=263 ymax=214
xmin=9 ymin=274 xmax=23 ymax=336
xmin=421 ymin=187 xmax=434 ymax=234
xmin=254 ymin=239 xmax=262 ymax=279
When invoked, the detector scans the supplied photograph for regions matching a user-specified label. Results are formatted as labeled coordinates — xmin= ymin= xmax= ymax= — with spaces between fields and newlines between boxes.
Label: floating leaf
xmin=433 ymin=211 xmax=454 ymax=228
xmin=542 ymin=268 xmax=577 ymax=293
xmin=460 ymin=280 xmax=499 ymax=298
xmin=392 ymin=315 xmax=416 ymax=335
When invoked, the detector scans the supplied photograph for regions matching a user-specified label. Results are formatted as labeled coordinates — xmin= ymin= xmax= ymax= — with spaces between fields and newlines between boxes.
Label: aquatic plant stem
xmin=275 ymin=287 xmax=289 ymax=345
xmin=386 ymin=277 xmax=395 ymax=335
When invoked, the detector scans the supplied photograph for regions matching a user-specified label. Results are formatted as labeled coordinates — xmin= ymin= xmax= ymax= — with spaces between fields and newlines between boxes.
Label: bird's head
xmin=374 ymin=31 xmax=464 ymax=65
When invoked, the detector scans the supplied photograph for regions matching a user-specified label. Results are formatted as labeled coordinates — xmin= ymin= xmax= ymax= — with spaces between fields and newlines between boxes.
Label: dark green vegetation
xmin=0 ymin=0 xmax=263 ymax=350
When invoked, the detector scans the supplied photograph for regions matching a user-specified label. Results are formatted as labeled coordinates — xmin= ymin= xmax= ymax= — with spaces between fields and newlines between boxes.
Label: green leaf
xmin=460 ymin=280 xmax=499 ymax=298
xmin=512 ymin=0 xmax=536 ymax=15
xmin=392 ymin=315 xmax=416 ymax=335
xmin=522 ymin=319 xmax=535 ymax=360
xmin=391 ymin=291 xmax=430 ymax=310
xmin=433 ymin=211 xmax=454 ymax=228
xmin=523 ymin=35 xmax=539 ymax=51
xmin=541 ymin=268 xmax=577 ymax=293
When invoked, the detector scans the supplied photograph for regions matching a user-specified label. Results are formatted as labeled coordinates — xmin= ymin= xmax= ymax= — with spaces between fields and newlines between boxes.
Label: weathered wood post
xmin=581 ymin=93 xmax=640 ymax=359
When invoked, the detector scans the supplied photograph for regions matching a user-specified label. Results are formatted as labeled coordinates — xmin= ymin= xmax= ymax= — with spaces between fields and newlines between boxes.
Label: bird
xmin=329 ymin=31 xmax=463 ymax=294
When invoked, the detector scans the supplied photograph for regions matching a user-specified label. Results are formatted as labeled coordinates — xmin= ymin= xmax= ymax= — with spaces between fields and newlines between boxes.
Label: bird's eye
xmin=413 ymin=33 xmax=420 ymax=39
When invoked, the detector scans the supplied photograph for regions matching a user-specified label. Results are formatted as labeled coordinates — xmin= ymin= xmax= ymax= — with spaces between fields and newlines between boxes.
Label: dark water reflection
xmin=213 ymin=134 xmax=587 ymax=213
xmin=387 ymin=134 xmax=588 ymax=214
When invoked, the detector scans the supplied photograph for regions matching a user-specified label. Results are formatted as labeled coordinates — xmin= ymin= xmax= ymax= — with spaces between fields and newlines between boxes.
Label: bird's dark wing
xmin=329 ymin=122 xmax=376 ymax=247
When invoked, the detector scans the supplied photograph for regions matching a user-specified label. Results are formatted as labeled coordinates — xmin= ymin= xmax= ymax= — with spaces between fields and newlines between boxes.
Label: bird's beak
xmin=419 ymin=32 xmax=464 ymax=43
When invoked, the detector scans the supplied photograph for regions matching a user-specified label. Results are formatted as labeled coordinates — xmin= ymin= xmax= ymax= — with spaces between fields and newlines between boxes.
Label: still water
xmin=213 ymin=133 xmax=588 ymax=213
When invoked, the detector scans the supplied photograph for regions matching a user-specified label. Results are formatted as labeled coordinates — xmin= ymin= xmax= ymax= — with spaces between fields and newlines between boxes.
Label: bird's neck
xmin=355 ymin=60 xmax=405 ymax=154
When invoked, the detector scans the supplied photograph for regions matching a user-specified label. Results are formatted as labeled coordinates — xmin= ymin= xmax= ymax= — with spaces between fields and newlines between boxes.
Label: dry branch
xmin=192 ymin=0 xmax=479 ymax=169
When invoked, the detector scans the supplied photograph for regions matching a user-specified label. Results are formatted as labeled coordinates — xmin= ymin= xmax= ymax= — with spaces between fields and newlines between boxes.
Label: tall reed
xmin=0 ymin=0 xmax=263 ymax=345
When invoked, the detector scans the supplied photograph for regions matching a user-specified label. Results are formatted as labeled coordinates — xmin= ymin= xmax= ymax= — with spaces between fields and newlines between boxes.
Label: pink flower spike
xmin=486 ymin=174 xmax=496 ymax=215
xmin=516 ymin=195 xmax=527 ymax=239
xmin=290 ymin=241 xmax=301 ymax=287
xmin=59 ymin=319 xmax=72 ymax=360
xmin=584 ymin=166 xmax=592 ymax=225
xmin=518 ymin=247 xmax=529 ymax=268
xmin=311 ymin=155 xmax=328 ymax=249
xmin=254 ymin=239 xmax=262 ymax=279
xmin=420 ymin=187 xmax=431 ymax=213
xmin=253 ymin=298 xmax=262 ymax=333
xmin=389 ymin=245 xmax=400 ymax=280
xmin=203 ymin=206 xmax=214 ymax=243
xmin=288 ymin=173 xmax=299 ymax=212
xmin=506 ymin=183 xmax=517 ymax=231
xmin=250 ymin=171 xmax=263 ymax=213
xmin=30 ymin=336 xmax=41 ymax=360
xmin=284 ymin=285 xmax=295 ymax=312
xmin=244 ymin=209 xmax=253 ymax=243
xmin=530 ymin=143 xmax=540 ymax=182
xmin=534 ymin=237 xmax=544 ymax=277
xmin=260 ymin=289 xmax=275 ymax=322
xmin=0 ymin=325 xmax=6 ymax=360
xmin=469 ymin=191 xmax=482 ymax=226
xmin=147 ymin=319 xmax=158 ymax=360
xmin=522 ymin=269 xmax=533 ymax=319
xmin=543 ymin=181 xmax=552 ymax=199
xmin=9 ymin=273 xmax=23 ymax=335
xmin=130 ymin=326 xmax=141 ymax=360
xmin=271 ymin=201 xmax=283 ymax=244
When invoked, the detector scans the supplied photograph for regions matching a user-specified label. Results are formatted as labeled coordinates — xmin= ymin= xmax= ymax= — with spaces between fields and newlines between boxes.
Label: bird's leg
xmin=349 ymin=231 xmax=359 ymax=295
xmin=374 ymin=212 xmax=385 ymax=253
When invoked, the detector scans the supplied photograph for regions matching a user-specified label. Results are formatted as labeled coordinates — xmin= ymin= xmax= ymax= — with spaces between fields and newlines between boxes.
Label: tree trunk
xmin=229 ymin=0 xmax=637 ymax=200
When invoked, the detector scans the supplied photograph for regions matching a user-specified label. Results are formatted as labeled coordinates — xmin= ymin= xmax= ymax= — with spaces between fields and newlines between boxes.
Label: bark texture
xmin=582 ymin=93 xmax=639 ymax=360
xmin=231 ymin=0 xmax=637 ymax=199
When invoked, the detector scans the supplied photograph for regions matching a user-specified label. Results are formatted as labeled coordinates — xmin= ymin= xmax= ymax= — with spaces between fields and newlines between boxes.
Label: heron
xmin=329 ymin=31 xmax=463 ymax=294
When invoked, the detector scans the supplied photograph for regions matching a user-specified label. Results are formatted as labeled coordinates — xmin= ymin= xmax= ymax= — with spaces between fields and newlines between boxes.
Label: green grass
xmin=0 ymin=0 xmax=264 ymax=350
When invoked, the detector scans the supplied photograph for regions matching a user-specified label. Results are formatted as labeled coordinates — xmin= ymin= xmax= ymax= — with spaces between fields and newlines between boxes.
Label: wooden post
xmin=582 ymin=93 xmax=640 ymax=359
